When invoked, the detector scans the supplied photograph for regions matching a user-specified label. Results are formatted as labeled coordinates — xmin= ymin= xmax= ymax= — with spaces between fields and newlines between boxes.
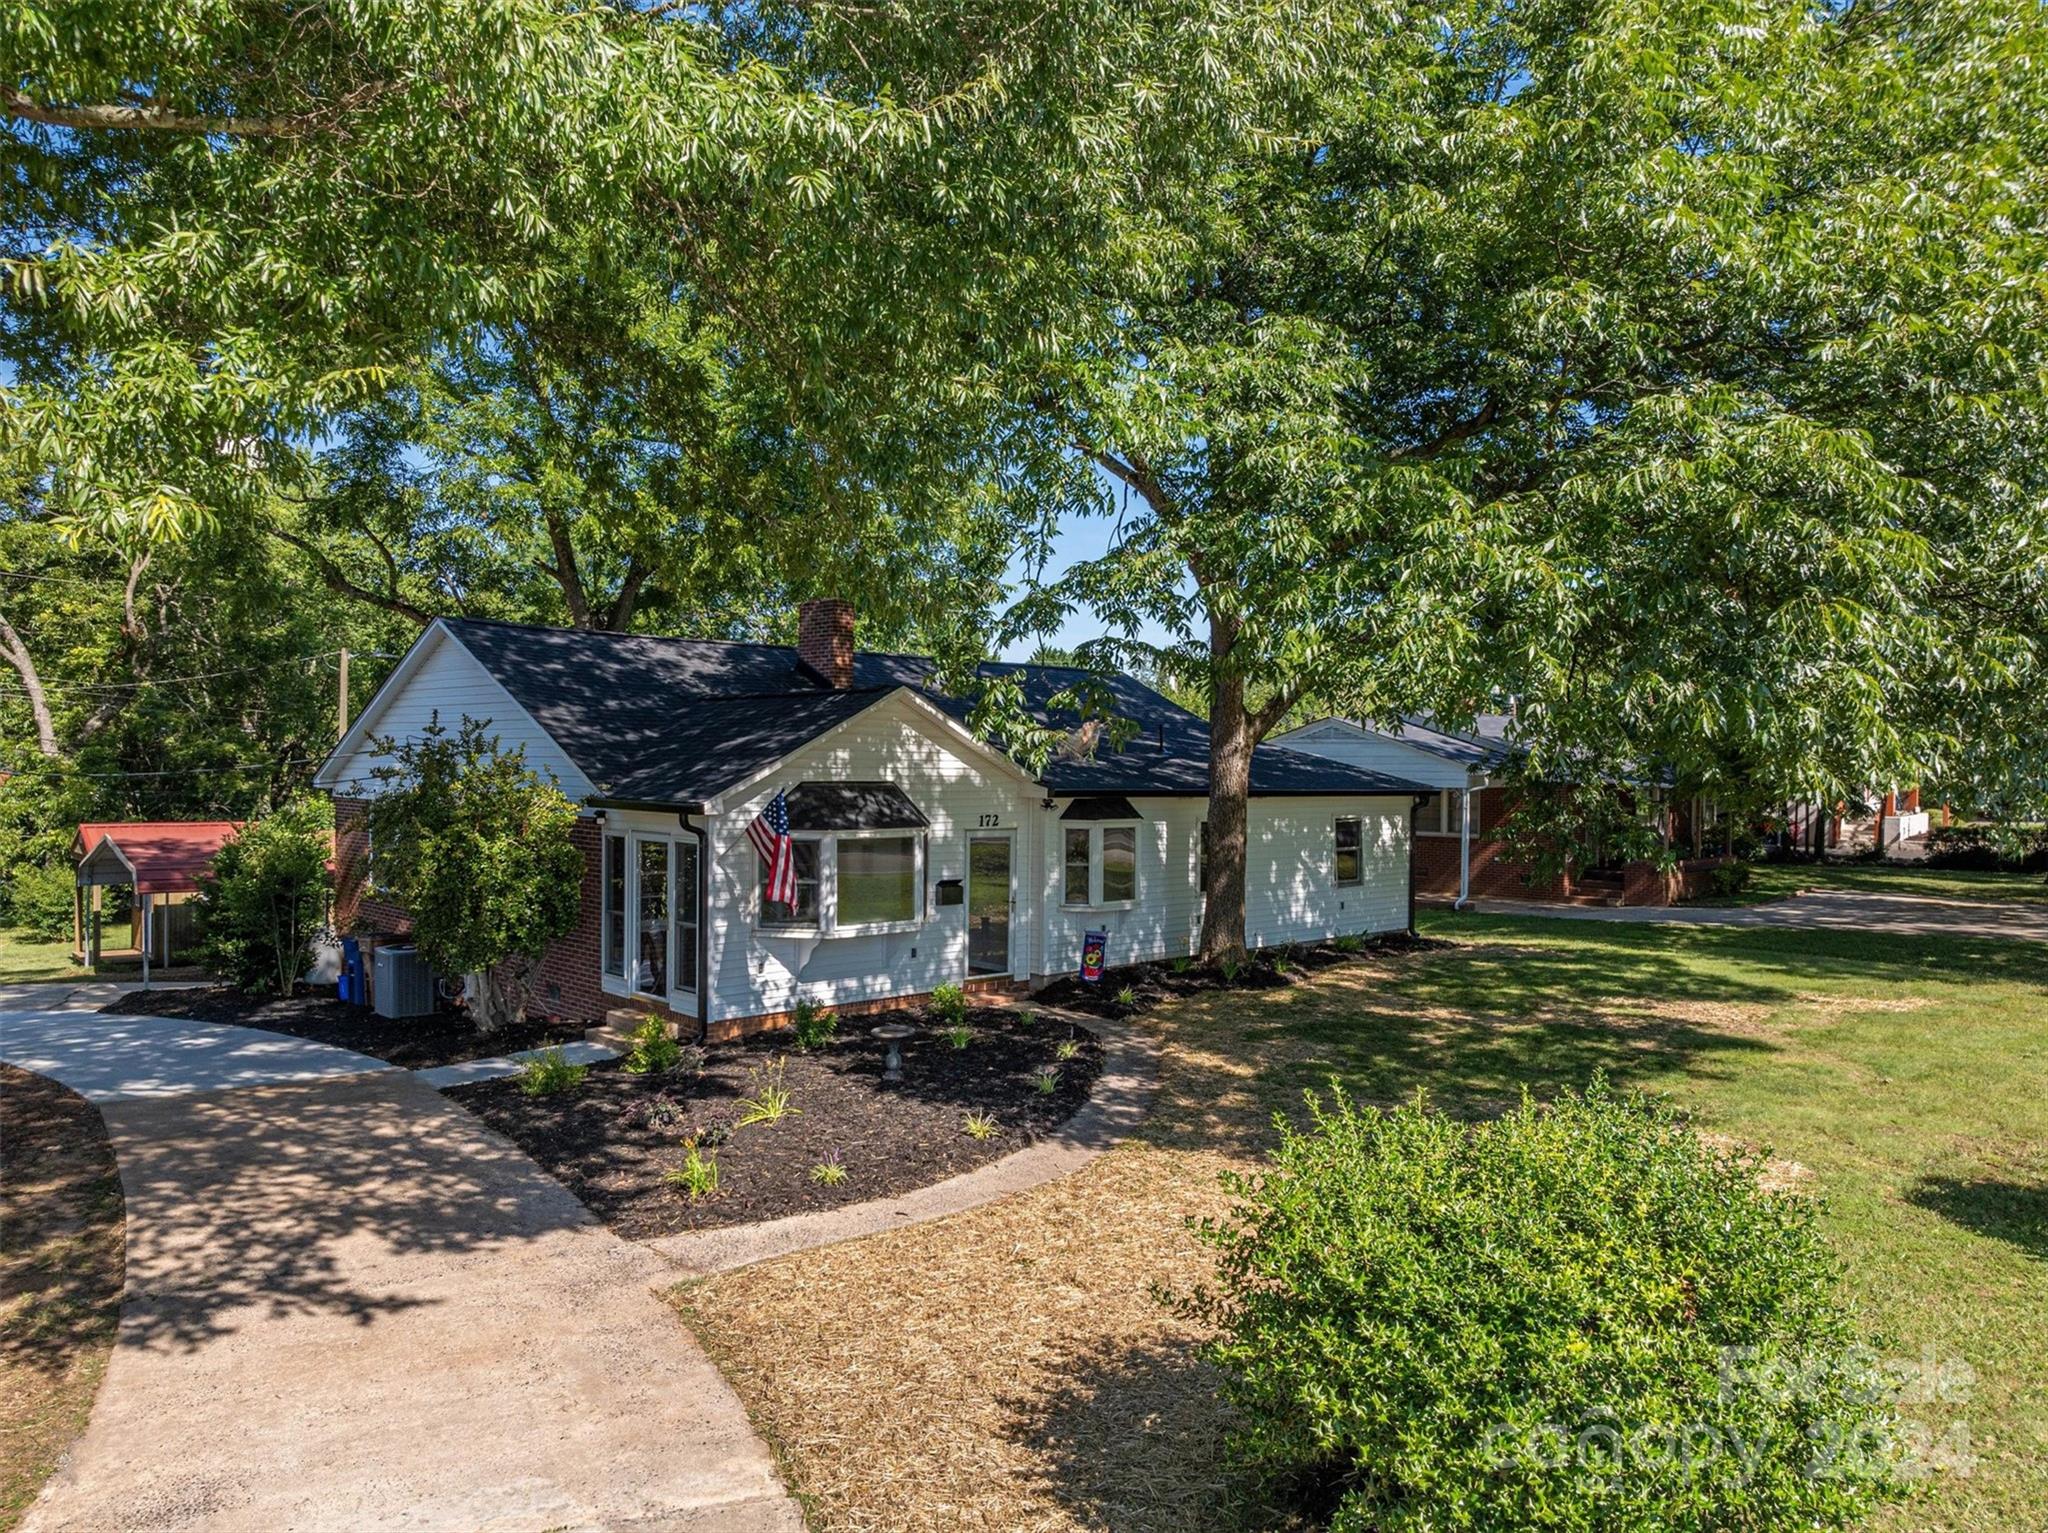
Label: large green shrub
xmin=195 ymin=797 xmax=334 ymax=994
xmin=1177 ymin=1078 xmax=1902 ymax=1532
xmin=5 ymin=860 xmax=78 ymax=939
xmin=366 ymin=716 xmax=582 ymax=1031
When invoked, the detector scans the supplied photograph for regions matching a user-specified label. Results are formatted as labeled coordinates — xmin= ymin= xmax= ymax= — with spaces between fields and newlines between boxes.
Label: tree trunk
xmin=1198 ymin=650 xmax=1255 ymax=961
xmin=0 ymin=613 xmax=60 ymax=757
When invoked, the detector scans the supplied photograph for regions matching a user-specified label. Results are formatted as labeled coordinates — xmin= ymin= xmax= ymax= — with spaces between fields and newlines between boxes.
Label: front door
xmin=967 ymin=835 xmax=1012 ymax=977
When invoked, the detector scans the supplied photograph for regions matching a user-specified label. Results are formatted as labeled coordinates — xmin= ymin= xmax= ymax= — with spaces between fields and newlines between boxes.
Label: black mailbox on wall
xmin=934 ymin=878 xmax=965 ymax=907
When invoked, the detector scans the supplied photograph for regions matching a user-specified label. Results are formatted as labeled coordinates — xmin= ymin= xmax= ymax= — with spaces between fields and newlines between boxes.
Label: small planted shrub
xmin=791 ymin=998 xmax=838 ymax=1051
xmin=1219 ymin=955 xmax=1243 ymax=982
xmin=810 ymin=1152 xmax=848 ymax=1186
xmin=735 ymin=1056 xmax=799 ymax=1128
xmin=930 ymin=981 xmax=968 ymax=1026
xmin=1706 ymin=860 xmax=1755 ymax=901
xmin=1113 ymin=985 xmax=1138 ymax=1008
xmin=1176 ymin=1077 xmax=1904 ymax=1533
xmin=621 ymin=1015 xmax=683 ymax=1075
xmin=1170 ymin=955 xmax=1194 ymax=975
xmin=1332 ymin=933 xmax=1363 ymax=954
xmin=1054 ymin=1037 xmax=1082 ymax=1062
xmin=637 ymin=1094 xmax=689 ymax=1133
xmin=963 ymin=1110 xmax=999 ymax=1141
xmin=1032 ymin=1066 xmax=1061 ymax=1096
xmin=686 ymin=1119 xmax=733 ymax=1151
xmin=518 ymin=1047 xmax=588 ymax=1097
xmin=1271 ymin=952 xmax=1292 ymax=975
xmin=945 ymin=1024 xmax=973 ymax=1050
xmin=664 ymin=1144 xmax=720 ymax=1200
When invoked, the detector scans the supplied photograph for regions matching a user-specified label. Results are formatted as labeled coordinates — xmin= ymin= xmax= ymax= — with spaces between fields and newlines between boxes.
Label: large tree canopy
xmin=1 ymin=0 xmax=1336 ymax=542
xmin=1020 ymin=0 xmax=2048 ymax=952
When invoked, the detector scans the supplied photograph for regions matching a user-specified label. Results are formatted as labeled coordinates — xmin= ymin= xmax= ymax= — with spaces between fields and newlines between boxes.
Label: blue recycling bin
xmin=339 ymin=936 xmax=362 ymax=1003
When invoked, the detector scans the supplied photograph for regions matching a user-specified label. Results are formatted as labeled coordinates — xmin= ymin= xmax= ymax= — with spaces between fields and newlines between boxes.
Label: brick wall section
xmin=528 ymin=816 xmax=607 ymax=1024
xmin=332 ymin=797 xmax=411 ymax=936
xmin=1411 ymin=786 xmax=1710 ymax=907
xmin=1412 ymin=787 xmax=1570 ymax=901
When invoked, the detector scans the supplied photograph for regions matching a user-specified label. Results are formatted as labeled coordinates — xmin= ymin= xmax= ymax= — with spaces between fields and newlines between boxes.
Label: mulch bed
xmin=99 ymin=985 xmax=585 ymax=1068
xmin=447 ymin=1005 xmax=1104 ymax=1237
xmin=1035 ymin=930 xmax=1449 ymax=1019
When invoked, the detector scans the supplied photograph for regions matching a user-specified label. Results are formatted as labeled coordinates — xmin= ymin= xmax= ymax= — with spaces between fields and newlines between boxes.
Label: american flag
xmin=749 ymin=789 xmax=798 ymax=907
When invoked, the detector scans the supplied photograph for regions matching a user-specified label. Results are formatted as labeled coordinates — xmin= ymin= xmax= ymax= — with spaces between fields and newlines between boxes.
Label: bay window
xmin=838 ymin=834 xmax=918 ymax=925
xmin=758 ymin=839 xmax=822 ymax=928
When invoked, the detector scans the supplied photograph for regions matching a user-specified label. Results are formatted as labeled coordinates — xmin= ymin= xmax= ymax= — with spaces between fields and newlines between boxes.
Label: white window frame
xmin=755 ymin=830 xmax=925 ymax=939
xmin=756 ymin=834 xmax=825 ymax=934
xmin=1060 ymin=821 xmax=1143 ymax=911
xmin=601 ymin=831 xmax=627 ymax=978
xmin=830 ymin=829 xmax=924 ymax=936
xmin=599 ymin=824 xmax=700 ymax=1007
xmin=1333 ymin=815 xmax=1364 ymax=887
xmin=1414 ymin=789 xmax=1468 ymax=837
xmin=629 ymin=833 xmax=672 ymax=1000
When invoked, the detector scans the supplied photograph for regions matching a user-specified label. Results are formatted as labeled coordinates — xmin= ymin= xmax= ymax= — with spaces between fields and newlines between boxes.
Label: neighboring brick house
xmin=1272 ymin=715 xmax=1727 ymax=907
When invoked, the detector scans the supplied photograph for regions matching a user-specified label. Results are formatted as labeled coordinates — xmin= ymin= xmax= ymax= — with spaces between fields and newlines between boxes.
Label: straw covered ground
xmin=675 ymin=913 xmax=2048 ymax=1533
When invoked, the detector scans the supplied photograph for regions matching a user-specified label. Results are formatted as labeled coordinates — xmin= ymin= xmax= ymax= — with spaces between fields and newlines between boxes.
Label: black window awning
xmin=785 ymin=780 xmax=930 ymax=831
xmin=1059 ymin=794 xmax=1145 ymax=822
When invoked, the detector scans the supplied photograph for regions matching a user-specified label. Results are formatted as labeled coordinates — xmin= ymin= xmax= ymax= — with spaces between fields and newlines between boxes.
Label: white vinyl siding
xmin=1270 ymin=719 xmax=1468 ymax=792
xmin=319 ymin=626 xmax=595 ymax=800
xmin=1035 ymin=795 xmax=1409 ymax=982
xmin=700 ymin=697 xmax=1042 ymax=1022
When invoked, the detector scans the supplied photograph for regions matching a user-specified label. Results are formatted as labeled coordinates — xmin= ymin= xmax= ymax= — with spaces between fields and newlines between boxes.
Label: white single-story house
xmin=315 ymin=602 xmax=1431 ymax=1039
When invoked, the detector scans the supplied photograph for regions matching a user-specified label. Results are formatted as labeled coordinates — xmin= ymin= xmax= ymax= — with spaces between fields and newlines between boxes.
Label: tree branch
xmin=5 ymin=91 xmax=307 ymax=137
xmin=1391 ymin=395 xmax=1500 ymax=463
xmin=270 ymin=527 xmax=431 ymax=624
xmin=0 ymin=611 xmax=60 ymax=757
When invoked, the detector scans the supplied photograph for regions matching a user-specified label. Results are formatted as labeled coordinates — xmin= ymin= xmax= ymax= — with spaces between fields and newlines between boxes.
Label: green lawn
xmin=1362 ymin=912 xmax=2044 ymax=1531
xmin=0 ymin=928 xmax=79 ymax=984
xmin=690 ymin=913 xmax=2048 ymax=1533
xmin=1709 ymin=859 xmax=2048 ymax=906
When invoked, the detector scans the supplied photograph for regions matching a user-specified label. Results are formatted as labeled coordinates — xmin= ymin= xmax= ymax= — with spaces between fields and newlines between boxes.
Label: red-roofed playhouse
xmin=72 ymin=821 xmax=242 ymax=978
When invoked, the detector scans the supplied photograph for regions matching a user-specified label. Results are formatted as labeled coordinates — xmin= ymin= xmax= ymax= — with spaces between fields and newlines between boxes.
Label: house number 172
xmin=977 ymin=814 xmax=1001 ymax=828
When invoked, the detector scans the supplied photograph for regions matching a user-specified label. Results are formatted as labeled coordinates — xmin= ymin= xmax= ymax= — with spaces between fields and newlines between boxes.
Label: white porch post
xmin=140 ymin=892 xmax=151 ymax=987
xmin=1456 ymin=783 xmax=1474 ymax=909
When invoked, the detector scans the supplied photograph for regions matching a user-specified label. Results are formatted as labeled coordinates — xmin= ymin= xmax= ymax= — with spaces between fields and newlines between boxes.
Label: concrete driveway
xmin=0 ymin=1007 xmax=800 ymax=1533
xmin=1463 ymin=888 xmax=2048 ymax=943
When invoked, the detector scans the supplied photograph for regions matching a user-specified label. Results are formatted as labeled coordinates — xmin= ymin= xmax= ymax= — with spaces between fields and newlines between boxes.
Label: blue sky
xmin=994 ymin=489 xmax=1179 ymax=661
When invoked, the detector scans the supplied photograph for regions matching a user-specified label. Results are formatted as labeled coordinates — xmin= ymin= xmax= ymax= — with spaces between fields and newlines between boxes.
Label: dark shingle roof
xmin=440 ymin=618 xmax=1429 ymax=806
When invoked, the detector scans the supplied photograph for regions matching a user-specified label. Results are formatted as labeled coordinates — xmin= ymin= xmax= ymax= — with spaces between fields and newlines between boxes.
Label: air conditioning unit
xmin=372 ymin=945 xmax=439 ymax=1020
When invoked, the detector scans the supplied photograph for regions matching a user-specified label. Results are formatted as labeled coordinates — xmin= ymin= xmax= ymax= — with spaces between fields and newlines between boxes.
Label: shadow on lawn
xmin=1906 ymin=1175 xmax=2048 ymax=1262
xmin=1135 ymin=921 xmax=2044 ymax=1161
xmin=1003 ymin=1332 xmax=1299 ymax=1533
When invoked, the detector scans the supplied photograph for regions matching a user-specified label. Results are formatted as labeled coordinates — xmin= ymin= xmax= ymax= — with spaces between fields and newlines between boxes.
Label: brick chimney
xmin=797 ymin=598 xmax=856 ymax=689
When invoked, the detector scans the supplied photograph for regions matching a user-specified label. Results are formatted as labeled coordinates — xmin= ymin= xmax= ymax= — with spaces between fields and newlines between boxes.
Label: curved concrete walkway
xmin=650 ymin=1010 xmax=1160 ymax=1277
xmin=0 ymin=1006 xmax=800 ymax=1533
xmin=1464 ymin=888 xmax=2048 ymax=943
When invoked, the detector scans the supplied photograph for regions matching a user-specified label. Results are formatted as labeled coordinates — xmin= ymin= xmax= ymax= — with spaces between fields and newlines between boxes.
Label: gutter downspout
xmin=1455 ymin=780 xmax=1474 ymax=910
xmin=680 ymin=812 xmax=711 ymax=1045
xmin=1409 ymin=793 xmax=1431 ymax=935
